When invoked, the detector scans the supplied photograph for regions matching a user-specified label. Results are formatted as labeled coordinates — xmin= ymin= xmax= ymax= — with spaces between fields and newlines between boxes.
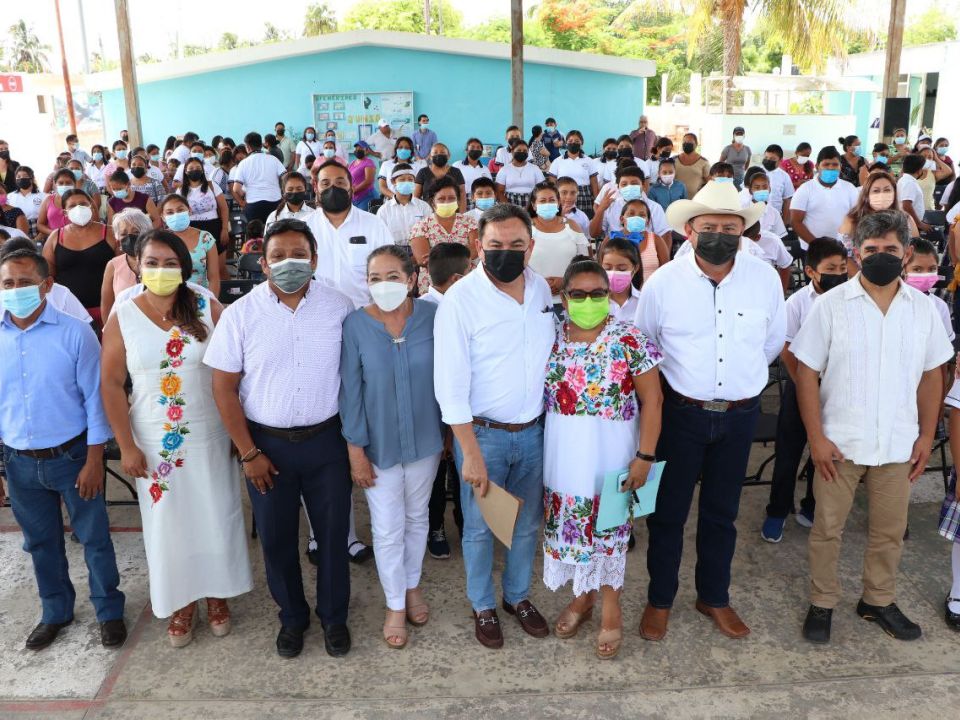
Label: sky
xmin=7 ymin=0 xmax=960 ymax=72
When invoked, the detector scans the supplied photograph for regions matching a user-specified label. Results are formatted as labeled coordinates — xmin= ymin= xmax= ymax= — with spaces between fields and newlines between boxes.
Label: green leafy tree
xmin=5 ymin=19 xmax=50 ymax=73
xmin=305 ymin=2 xmax=338 ymax=36
xmin=341 ymin=0 xmax=461 ymax=35
xmin=263 ymin=23 xmax=293 ymax=43
xmin=218 ymin=32 xmax=240 ymax=51
xmin=903 ymin=7 xmax=957 ymax=47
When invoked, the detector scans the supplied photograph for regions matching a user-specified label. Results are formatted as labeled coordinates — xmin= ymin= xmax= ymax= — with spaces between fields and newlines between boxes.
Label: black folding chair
xmin=219 ymin=279 xmax=257 ymax=305
xmin=236 ymin=253 xmax=264 ymax=281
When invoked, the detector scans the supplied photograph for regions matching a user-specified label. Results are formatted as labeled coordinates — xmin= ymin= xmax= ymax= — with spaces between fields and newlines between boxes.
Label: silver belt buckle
xmin=702 ymin=400 xmax=730 ymax=412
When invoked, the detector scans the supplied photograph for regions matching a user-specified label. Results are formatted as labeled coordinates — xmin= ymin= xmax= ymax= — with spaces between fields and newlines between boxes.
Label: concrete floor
xmin=0 ymin=450 xmax=958 ymax=719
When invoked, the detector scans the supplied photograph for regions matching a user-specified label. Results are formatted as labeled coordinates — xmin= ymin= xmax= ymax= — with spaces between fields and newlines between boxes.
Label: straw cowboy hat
xmin=666 ymin=180 xmax=766 ymax=231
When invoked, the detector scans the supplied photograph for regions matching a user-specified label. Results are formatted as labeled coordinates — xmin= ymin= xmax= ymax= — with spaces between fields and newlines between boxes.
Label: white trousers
xmin=366 ymin=453 xmax=442 ymax=610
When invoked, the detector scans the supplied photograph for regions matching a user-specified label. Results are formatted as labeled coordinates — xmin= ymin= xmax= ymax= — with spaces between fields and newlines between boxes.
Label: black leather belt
xmin=247 ymin=416 xmax=340 ymax=443
xmin=663 ymin=383 xmax=756 ymax=413
xmin=472 ymin=416 xmax=542 ymax=433
xmin=14 ymin=432 xmax=87 ymax=459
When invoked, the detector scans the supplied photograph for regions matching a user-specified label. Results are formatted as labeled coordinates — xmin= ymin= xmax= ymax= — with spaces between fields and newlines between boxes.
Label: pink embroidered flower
xmin=564 ymin=365 xmax=587 ymax=395
xmin=609 ymin=359 xmax=629 ymax=384
xmin=166 ymin=405 xmax=183 ymax=422
xmin=171 ymin=359 xmax=183 ymax=368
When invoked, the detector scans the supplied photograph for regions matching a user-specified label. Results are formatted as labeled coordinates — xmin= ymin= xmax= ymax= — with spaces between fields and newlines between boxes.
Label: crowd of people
xmin=0 ymin=111 xmax=959 ymax=663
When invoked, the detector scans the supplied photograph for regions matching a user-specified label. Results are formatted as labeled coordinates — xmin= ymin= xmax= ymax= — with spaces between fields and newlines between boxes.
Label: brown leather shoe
xmin=473 ymin=609 xmax=504 ymax=649
xmin=639 ymin=604 xmax=670 ymax=641
xmin=502 ymin=599 xmax=550 ymax=638
xmin=695 ymin=600 xmax=750 ymax=639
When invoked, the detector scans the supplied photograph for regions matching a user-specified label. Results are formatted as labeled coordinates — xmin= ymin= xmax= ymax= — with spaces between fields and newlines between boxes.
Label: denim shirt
xmin=647 ymin=179 xmax=688 ymax=210
xmin=339 ymin=299 xmax=443 ymax=468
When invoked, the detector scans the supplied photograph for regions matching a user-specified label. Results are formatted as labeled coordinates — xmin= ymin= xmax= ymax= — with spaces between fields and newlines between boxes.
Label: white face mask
xmin=734 ymin=135 xmax=745 ymax=143
xmin=924 ymin=159 xmax=937 ymax=171
xmin=369 ymin=280 xmax=409 ymax=312
xmin=797 ymin=156 xmax=811 ymax=165
xmin=660 ymin=173 xmax=675 ymax=186
xmin=67 ymin=205 xmax=93 ymax=226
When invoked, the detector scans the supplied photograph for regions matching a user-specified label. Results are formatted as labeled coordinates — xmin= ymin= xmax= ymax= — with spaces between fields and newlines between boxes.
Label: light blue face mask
xmin=752 ymin=189 xmax=770 ymax=202
xmin=620 ymin=185 xmax=643 ymax=202
xmin=92 ymin=152 xmax=103 ymax=162
xmin=115 ymin=149 xmax=128 ymax=159
xmin=114 ymin=189 xmax=129 ymax=200
xmin=191 ymin=152 xmax=204 ymax=160
xmin=72 ymin=169 xmax=83 ymax=181
xmin=625 ymin=216 xmax=647 ymax=233
xmin=938 ymin=146 xmax=950 ymax=156
xmin=150 ymin=154 xmax=161 ymax=163
xmin=876 ymin=155 xmax=889 ymax=165
xmin=819 ymin=168 xmax=840 ymax=184
xmin=305 ymin=132 xmax=315 ymax=141
xmin=56 ymin=185 xmax=72 ymax=197
xmin=397 ymin=148 xmax=412 ymax=161
xmin=395 ymin=181 xmax=415 ymax=196
xmin=1 ymin=284 xmax=43 ymax=319
xmin=164 ymin=211 xmax=190 ymax=232
xmin=713 ymin=177 xmax=734 ymax=184
xmin=475 ymin=197 xmax=495 ymax=211
xmin=536 ymin=202 xmax=559 ymax=220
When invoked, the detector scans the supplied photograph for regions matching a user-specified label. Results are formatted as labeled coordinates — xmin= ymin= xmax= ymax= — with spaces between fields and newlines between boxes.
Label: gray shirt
xmin=339 ymin=299 xmax=443 ymax=468
xmin=720 ymin=143 xmax=752 ymax=182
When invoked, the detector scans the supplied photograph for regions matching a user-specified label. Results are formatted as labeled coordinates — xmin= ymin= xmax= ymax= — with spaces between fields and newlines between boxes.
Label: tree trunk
xmin=721 ymin=4 xmax=744 ymax=111
xmin=424 ymin=0 xmax=432 ymax=35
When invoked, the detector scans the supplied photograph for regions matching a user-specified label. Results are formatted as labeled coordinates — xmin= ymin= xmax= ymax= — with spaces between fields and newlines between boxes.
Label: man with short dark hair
xmin=171 ymin=131 xmax=199 ymax=165
xmin=411 ymin=114 xmax=438 ymax=162
xmin=434 ymin=203 xmax=555 ymax=648
xmin=205 ymin=218 xmax=355 ymax=659
xmin=274 ymin=121 xmax=295 ymax=170
xmin=794 ymin=209 xmax=953 ymax=644
xmin=232 ymin=131 xmax=286 ymax=224
xmin=0 ymin=249 xmax=126 ymax=651
xmin=760 ymin=144 xmax=794 ymax=221
xmin=66 ymin=133 xmax=92 ymax=165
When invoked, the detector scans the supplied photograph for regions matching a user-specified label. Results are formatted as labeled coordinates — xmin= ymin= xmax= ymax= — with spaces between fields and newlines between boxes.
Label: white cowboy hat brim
xmin=667 ymin=198 xmax=766 ymax=231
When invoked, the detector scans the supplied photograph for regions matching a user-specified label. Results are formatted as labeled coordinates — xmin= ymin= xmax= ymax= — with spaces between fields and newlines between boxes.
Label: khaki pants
xmin=808 ymin=460 xmax=911 ymax=609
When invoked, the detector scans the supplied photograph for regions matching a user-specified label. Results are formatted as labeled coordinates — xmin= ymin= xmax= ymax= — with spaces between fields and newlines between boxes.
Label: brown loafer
xmin=639 ymin=604 xmax=670 ymax=641
xmin=473 ymin=609 xmax=503 ymax=649
xmin=502 ymin=599 xmax=550 ymax=638
xmin=695 ymin=600 xmax=750 ymax=639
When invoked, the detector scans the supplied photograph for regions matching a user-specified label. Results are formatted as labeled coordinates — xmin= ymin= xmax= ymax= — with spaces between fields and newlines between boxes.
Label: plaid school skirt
xmin=505 ymin=191 xmax=531 ymax=208
xmin=940 ymin=469 xmax=960 ymax=544
xmin=575 ymin=184 xmax=594 ymax=214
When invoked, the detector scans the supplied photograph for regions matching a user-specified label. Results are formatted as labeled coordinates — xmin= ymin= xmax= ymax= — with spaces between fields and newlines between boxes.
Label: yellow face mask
xmin=435 ymin=201 xmax=458 ymax=218
xmin=141 ymin=267 xmax=183 ymax=297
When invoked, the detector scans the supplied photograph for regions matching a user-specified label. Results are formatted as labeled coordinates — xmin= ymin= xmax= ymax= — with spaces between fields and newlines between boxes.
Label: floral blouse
xmin=544 ymin=318 xmax=662 ymax=421
xmin=411 ymin=213 xmax=477 ymax=293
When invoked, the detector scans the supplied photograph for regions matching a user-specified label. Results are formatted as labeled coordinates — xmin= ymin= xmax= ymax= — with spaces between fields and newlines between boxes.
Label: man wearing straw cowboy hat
xmin=634 ymin=180 xmax=786 ymax=641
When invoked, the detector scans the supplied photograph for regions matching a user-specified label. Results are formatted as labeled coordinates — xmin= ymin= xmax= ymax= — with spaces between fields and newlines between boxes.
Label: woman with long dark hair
xmin=100 ymin=229 xmax=252 ymax=648
xmin=178 ymin=157 xmax=230 ymax=255
xmin=158 ymin=194 xmax=220 ymax=296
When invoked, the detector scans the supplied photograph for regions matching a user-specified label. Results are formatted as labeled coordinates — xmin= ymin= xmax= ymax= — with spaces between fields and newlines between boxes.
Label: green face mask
xmin=566 ymin=296 xmax=610 ymax=329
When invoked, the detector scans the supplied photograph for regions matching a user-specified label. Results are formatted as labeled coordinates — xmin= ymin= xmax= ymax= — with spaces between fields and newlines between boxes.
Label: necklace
xmin=144 ymin=295 xmax=172 ymax=323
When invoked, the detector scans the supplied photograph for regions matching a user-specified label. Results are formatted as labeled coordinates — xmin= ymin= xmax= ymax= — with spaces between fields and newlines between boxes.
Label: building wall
xmin=100 ymin=45 xmax=645 ymax=157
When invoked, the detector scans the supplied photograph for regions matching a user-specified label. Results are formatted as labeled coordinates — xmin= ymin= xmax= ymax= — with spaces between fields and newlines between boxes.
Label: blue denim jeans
xmin=454 ymin=422 xmax=544 ymax=612
xmin=3 ymin=443 xmax=125 ymax=624
xmin=646 ymin=395 xmax=759 ymax=609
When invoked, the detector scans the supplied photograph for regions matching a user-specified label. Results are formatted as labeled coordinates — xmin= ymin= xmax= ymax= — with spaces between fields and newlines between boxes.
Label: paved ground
xmin=0 ymin=436 xmax=958 ymax=719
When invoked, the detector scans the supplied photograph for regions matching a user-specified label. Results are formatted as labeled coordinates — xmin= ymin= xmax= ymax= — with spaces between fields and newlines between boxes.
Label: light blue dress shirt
xmin=339 ymin=299 xmax=443 ymax=468
xmin=411 ymin=129 xmax=439 ymax=160
xmin=0 ymin=302 xmax=112 ymax=450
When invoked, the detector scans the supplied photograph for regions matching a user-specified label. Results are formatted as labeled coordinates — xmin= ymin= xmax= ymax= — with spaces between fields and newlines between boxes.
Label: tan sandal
xmin=206 ymin=598 xmax=231 ymax=638
xmin=405 ymin=588 xmax=429 ymax=626
xmin=554 ymin=604 xmax=594 ymax=639
xmin=597 ymin=625 xmax=623 ymax=659
xmin=168 ymin=602 xmax=198 ymax=648
xmin=383 ymin=609 xmax=408 ymax=649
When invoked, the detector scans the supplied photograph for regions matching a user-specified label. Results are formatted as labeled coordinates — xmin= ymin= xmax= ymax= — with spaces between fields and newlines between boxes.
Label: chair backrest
xmin=368 ymin=197 xmax=384 ymax=215
xmin=924 ymin=209 xmax=947 ymax=228
xmin=218 ymin=279 xmax=256 ymax=305
xmin=237 ymin=253 xmax=263 ymax=276
xmin=229 ymin=215 xmax=247 ymax=237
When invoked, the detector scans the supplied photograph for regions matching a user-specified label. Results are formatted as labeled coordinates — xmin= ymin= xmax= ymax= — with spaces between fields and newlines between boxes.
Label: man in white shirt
xmin=633 ymin=181 xmax=785 ymax=642
xmin=793 ymin=210 xmax=953 ymax=645
xmin=897 ymin=154 xmax=933 ymax=233
xmin=434 ymin=204 xmax=556 ymax=649
xmin=231 ymin=132 xmax=286 ymax=224
xmin=760 ymin=144 xmax=795 ymax=219
xmin=366 ymin=119 xmax=396 ymax=162
xmin=205 ymin=218 xmax=355 ymax=659
xmin=790 ymin=146 xmax=858 ymax=251
xmin=170 ymin=132 xmax=198 ymax=166
xmin=306 ymin=161 xmax=393 ymax=309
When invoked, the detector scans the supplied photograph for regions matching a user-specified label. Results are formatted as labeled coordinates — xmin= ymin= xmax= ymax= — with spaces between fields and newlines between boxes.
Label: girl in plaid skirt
xmin=944 ymin=377 xmax=960 ymax=630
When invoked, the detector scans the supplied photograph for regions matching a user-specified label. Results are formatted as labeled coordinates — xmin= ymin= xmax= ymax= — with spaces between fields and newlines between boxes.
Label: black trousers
xmin=766 ymin=378 xmax=816 ymax=519
xmin=247 ymin=422 xmax=351 ymax=628
xmin=428 ymin=455 xmax=463 ymax=535
xmin=243 ymin=199 xmax=277 ymax=225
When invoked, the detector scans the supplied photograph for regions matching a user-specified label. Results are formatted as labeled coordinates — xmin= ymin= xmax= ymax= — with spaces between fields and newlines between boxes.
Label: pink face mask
xmin=904 ymin=272 xmax=939 ymax=294
xmin=606 ymin=269 xmax=633 ymax=293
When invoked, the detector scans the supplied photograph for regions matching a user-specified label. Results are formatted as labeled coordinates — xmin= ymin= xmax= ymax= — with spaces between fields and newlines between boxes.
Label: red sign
xmin=0 ymin=75 xmax=24 ymax=93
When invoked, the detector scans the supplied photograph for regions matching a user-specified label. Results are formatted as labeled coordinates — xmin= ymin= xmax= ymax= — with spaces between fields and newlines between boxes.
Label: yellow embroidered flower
xmin=160 ymin=374 xmax=182 ymax=398
xmin=586 ymin=382 xmax=602 ymax=398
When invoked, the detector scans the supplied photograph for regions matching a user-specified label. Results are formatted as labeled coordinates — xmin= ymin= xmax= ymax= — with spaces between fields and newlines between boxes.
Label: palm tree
xmin=304 ymin=2 xmax=338 ymax=36
xmin=7 ymin=20 xmax=50 ymax=73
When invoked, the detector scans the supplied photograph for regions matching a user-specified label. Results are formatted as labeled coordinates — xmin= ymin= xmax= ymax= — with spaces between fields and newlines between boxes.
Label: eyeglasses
xmin=564 ymin=289 xmax=608 ymax=301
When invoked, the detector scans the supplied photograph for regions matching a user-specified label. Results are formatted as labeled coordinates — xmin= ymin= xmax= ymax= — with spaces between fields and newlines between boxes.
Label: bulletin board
xmin=311 ymin=91 xmax=415 ymax=148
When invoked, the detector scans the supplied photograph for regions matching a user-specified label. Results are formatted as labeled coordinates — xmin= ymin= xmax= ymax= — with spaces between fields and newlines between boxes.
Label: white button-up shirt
xmin=203 ymin=281 xmax=353 ymax=428
xmin=434 ymin=266 xmax=555 ymax=425
xmin=790 ymin=276 xmax=954 ymax=466
xmin=452 ymin=159 xmax=492 ymax=198
xmin=785 ymin=284 xmax=818 ymax=343
xmin=306 ymin=206 xmax=394 ymax=309
xmin=634 ymin=250 xmax=786 ymax=401
xmin=376 ymin=196 xmax=431 ymax=245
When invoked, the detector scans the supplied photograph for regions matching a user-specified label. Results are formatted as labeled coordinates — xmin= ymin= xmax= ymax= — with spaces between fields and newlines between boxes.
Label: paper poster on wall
xmin=312 ymin=92 xmax=414 ymax=149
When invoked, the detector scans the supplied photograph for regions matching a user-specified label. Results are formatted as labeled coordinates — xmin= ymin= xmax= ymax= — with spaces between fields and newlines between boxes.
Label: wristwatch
xmin=636 ymin=451 xmax=656 ymax=462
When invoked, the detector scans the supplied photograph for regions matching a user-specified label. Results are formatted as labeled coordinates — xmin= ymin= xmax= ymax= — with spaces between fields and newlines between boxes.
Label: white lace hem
xmin=543 ymin=553 xmax=626 ymax=596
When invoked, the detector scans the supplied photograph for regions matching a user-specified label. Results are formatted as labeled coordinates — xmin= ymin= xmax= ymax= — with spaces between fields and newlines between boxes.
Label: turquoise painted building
xmin=87 ymin=30 xmax=655 ymax=157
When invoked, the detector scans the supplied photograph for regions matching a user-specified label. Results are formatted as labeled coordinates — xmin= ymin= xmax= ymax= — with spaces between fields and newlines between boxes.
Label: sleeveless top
xmin=47 ymin=199 xmax=68 ymax=231
xmin=54 ymin=224 xmax=115 ymax=308
xmin=187 ymin=230 xmax=218 ymax=288
xmin=109 ymin=254 xmax=139 ymax=296
xmin=638 ymin=233 xmax=660 ymax=281
xmin=918 ymin=171 xmax=936 ymax=212
xmin=108 ymin=192 xmax=149 ymax=214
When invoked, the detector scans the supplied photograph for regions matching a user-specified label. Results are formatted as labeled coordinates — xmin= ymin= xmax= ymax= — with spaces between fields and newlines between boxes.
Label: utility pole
xmin=53 ymin=0 xmax=78 ymax=137
xmin=879 ymin=0 xmax=907 ymax=142
xmin=114 ymin=0 xmax=143 ymax=147
xmin=511 ymin=0 xmax=523 ymax=131
xmin=424 ymin=0 xmax=431 ymax=35
xmin=77 ymin=0 xmax=91 ymax=74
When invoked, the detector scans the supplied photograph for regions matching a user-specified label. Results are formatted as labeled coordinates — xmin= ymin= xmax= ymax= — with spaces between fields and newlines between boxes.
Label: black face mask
xmin=483 ymin=249 xmax=526 ymax=283
xmin=468 ymin=149 xmax=483 ymax=161
xmin=659 ymin=150 xmax=672 ymax=160
xmin=130 ymin=166 xmax=146 ymax=179
xmin=762 ymin=158 xmax=778 ymax=171
xmin=567 ymin=142 xmax=582 ymax=155
xmin=507 ymin=137 xmax=521 ymax=148
xmin=276 ymin=128 xmax=285 ymax=137
xmin=816 ymin=272 xmax=847 ymax=292
xmin=354 ymin=149 xmax=366 ymax=159
xmin=186 ymin=170 xmax=204 ymax=182
xmin=617 ymin=148 xmax=632 ymax=158
xmin=682 ymin=142 xmax=696 ymax=154
xmin=319 ymin=186 xmax=351 ymax=213
xmin=0 ymin=150 xmax=10 ymax=160
xmin=285 ymin=191 xmax=307 ymax=205
xmin=603 ymin=149 xmax=617 ymax=160
xmin=694 ymin=231 xmax=740 ymax=266
xmin=16 ymin=177 xmax=32 ymax=190
xmin=121 ymin=233 xmax=139 ymax=257
xmin=513 ymin=151 xmax=528 ymax=163
xmin=860 ymin=252 xmax=903 ymax=286
xmin=432 ymin=155 xmax=448 ymax=167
